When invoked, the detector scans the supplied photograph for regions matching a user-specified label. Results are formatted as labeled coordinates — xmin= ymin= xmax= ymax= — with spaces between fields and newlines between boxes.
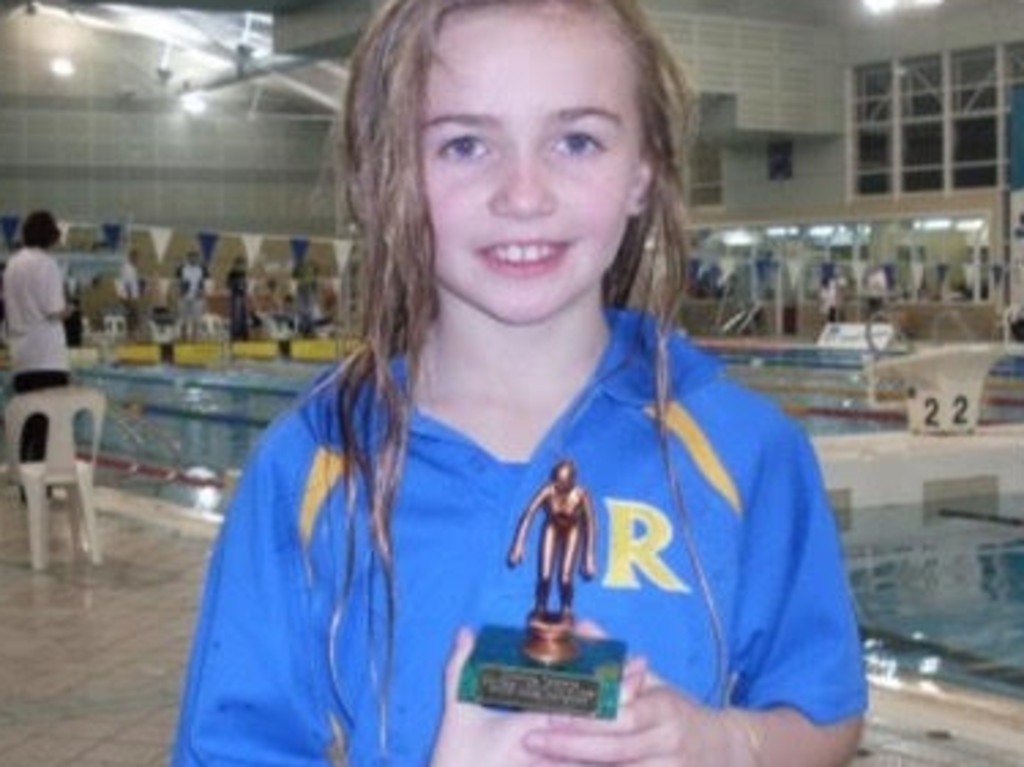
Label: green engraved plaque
xmin=458 ymin=625 xmax=626 ymax=719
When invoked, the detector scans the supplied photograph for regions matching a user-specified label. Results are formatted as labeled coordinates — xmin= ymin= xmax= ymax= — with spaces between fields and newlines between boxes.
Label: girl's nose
xmin=489 ymin=155 xmax=556 ymax=218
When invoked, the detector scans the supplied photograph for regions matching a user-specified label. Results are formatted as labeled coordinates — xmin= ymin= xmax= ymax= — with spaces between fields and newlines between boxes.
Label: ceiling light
xmin=954 ymin=219 xmax=985 ymax=233
xmin=863 ymin=0 xmax=943 ymax=13
xmin=181 ymin=92 xmax=207 ymax=115
xmin=50 ymin=57 xmax=75 ymax=77
xmin=722 ymin=229 xmax=756 ymax=247
xmin=864 ymin=0 xmax=898 ymax=14
xmin=914 ymin=218 xmax=952 ymax=231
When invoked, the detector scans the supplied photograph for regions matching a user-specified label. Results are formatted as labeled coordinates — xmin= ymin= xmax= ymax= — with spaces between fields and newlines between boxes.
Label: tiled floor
xmin=1 ymin=486 xmax=1023 ymax=767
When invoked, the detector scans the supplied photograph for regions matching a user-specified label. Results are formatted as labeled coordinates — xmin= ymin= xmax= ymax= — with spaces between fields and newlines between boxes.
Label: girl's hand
xmin=519 ymin=621 xmax=861 ymax=766
xmin=430 ymin=629 xmax=570 ymax=767
xmin=521 ymin=620 xmax=744 ymax=766
xmin=523 ymin=670 xmax=733 ymax=766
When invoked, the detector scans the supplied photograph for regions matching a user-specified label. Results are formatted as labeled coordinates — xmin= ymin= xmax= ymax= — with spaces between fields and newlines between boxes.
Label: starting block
xmin=869 ymin=344 xmax=1004 ymax=434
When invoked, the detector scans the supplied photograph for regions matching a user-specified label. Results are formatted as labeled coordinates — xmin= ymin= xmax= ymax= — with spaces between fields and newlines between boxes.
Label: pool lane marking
xmin=95 ymin=454 xmax=224 ymax=488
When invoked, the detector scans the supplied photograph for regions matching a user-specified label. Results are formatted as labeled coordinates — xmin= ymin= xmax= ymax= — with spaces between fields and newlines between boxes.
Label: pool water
xmin=0 ymin=362 xmax=324 ymax=508
xmin=846 ymin=503 xmax=1024 ymax=702
xmin=3 ymin=347 xmax=1024 ymax=704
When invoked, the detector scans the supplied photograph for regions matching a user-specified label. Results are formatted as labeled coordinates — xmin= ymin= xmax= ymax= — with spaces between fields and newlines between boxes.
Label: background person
xmin=225 ymin=255 xmax=249 ymax=341
xmin=119 ymin=249 xmax=143 ymax=339
xmin=292 ymin=258 xmax=319 ymax=337
xmin=2 ymin=210 xmax=71 ymax=462
xmin=176 ymin=251 xmax=208 ymax=341
xmin=820 ymin=274 xmax=842 ymax=324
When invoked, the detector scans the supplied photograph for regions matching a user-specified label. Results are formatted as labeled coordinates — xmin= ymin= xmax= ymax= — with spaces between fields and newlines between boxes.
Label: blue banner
xmin=197 ymin=231 xmax=219 ymax=265
xmin=1012 ymin=86 xmax=1024 ymax=192
xmin=102 ymin=222 xmax=123 ymax=251
xmin=755 ymin=255 xmax=775 ymax=286
xmin=820 ymin=261 xmax=836 ymax=285
xmin=1 ymin=214 xmax=20 ymax=249
xmin=687 ymin=258 xmax=701 ymax=287
xmin=290 ymin=237 xmax=310 ymax=266
xmin=1012 ymin=86 xmax=1024 ymax=307
xmin=882 ymin=263 xmax=896 ymax=289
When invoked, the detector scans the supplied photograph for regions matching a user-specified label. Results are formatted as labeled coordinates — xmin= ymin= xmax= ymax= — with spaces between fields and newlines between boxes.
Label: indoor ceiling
xmin=1 ymin=0 xmax=356 ymax=116
xmin=1 ymin=0 xmax=1015 ymax=119
xmin=16 ymin=0 xmax=326 ymax=12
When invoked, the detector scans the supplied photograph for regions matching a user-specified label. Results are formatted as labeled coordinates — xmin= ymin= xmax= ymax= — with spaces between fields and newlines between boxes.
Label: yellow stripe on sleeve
xmin=651 ymin=402 xmax=743 ymax=516
xmin=299 ymin=448 xmax=347 ymax=547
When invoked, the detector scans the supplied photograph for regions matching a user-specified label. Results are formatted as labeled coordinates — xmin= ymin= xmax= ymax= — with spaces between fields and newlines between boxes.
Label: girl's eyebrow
xmin=423 ymin=107 xmax=623 ymax=130
xmin=556 ymin=106 xmax=624 ymax=125
xmin=423 ymin=113 xmax=497 ymax=130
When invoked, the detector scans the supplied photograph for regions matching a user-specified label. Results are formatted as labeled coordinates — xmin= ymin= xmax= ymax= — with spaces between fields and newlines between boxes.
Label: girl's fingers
xmin=573 ymin=619 xmax=607 ymax=639
xmin=443 ymin=628 xmax=475 ymax=702
xmin=619 ymin=656 xmax=648 ymax=706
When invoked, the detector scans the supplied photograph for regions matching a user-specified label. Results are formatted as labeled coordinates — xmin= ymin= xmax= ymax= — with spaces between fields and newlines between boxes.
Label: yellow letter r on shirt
xmin=602 ymin=499 xmax=690 ymax=593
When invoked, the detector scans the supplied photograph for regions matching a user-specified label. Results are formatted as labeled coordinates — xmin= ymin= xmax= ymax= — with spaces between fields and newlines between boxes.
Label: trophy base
xmin=458 ymin=624 xmax=626 ymax=719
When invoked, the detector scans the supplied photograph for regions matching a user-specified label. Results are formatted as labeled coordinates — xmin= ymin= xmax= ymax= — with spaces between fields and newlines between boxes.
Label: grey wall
xmin=722 ymin=137 xmax=847 ymax=217
xmin=0 ymin=13 xmax=338 ymax=237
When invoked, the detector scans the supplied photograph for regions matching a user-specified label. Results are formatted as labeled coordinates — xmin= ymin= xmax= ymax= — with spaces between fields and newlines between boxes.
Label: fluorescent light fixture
xmin=109 ymin=6 xmax=210 ymax=47
xmin=181 ymin=92 xmax=207 ymax=115
xmin=808 ymin=225 xmax=836 ymax=239
xmin=864 ymin=0 xmax=898 ymax=14
xmin=50 ymin=57 xmax=75 ymax=77
xmin=954 ymin=219 xmax=985 ymax=232
xmin=830 ymin=226 xmax=854 ymax=246
xmin=722 ymin=229 xmax=756 ymax=247
xmin=914 ymin=218 xmax=952 ymax=231
xmin=864 ymin=0 xmax=943 ymax=13
xmin=765 ymin=226 xmax=800 ymax=238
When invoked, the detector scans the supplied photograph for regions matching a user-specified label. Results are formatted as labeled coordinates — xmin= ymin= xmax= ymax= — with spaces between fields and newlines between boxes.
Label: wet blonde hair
xmin=333 ymin=0 xmax=696 ymax=738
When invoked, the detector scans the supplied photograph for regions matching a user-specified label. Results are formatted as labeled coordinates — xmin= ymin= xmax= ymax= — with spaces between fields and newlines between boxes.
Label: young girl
xmin=173 ymin=1 xmax=866 ymax=765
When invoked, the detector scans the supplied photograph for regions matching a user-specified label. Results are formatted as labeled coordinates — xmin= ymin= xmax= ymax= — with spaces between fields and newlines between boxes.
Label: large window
xmin=1007 ymin=43 xmax=1024 ymax=187
xmin=952 ymin=48 xmax=998 ymax=188
xmin=854 ymin=64 xmax=893 ymax=195
xmin=900 ymin=55 xmax=944 ymax=193
xmin=853 ymin=41 xmax=1023 ymax=197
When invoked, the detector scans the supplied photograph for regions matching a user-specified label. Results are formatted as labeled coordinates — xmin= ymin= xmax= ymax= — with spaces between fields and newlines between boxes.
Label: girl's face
xmin=421 ymin=3 xmax=651 ymax=331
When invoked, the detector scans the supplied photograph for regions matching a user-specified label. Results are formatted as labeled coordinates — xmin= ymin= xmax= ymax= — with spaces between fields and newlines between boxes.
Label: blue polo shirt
xmin=173 ymin=309 xmax=866 ymax=766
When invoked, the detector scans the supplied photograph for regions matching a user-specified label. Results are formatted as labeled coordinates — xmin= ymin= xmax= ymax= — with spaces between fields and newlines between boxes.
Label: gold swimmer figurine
xmin=508 ymin=459 xmax=597 ymax=664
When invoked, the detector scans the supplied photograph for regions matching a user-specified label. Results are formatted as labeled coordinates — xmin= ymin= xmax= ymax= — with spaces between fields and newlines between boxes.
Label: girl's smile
xmin=478 ymin=240 xmax=570 ymax=278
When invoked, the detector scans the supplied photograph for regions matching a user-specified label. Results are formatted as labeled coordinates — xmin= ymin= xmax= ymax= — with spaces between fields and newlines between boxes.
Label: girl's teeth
xmin=498 ymin=245 xmax=545 ymax=262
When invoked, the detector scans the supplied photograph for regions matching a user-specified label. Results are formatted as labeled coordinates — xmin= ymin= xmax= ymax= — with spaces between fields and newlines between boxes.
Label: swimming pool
xmin=0 ymin=361 xmax=324 ymax=508
xmin=5 ymin=343 xmax=1024 ymax=501
xmin=3 ymin=343 xmax=1024 ymax=705
xmin=847 ymin=501 xmax=1024 ymax=702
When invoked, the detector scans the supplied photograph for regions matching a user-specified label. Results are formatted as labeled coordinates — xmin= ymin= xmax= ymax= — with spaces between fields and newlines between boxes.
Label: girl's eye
xmin=439 ymin=135 xmax=486 ymax=160
xmin=558 ymin=132 xmax=601 ymax=157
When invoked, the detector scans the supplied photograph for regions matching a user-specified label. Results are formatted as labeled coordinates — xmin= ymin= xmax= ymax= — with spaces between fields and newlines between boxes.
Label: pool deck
xmin=816 ymin=422 xmax=1024 ymax=519
xmin=2 ymin=483 xmax=1024 ymax=765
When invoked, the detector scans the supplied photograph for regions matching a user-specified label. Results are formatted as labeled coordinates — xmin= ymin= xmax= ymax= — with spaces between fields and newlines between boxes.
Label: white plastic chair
xmin=148 ymin=314 xmax=181 ymax=344
xmin=4 ymin=387 xmax=107 ymax=571
xmin=103 ymin=314 xmax=127 ymax=341
xmin=257 ymin=312 xmax=295 ymax=341
xmin=198 ymin=312 xmax=228 ymax=341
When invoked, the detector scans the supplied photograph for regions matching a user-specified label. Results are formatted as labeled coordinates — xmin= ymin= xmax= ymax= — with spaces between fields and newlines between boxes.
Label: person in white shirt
xmin=119 ymin=249 xmax=143 ymax=338
xmin=865 ymin=266 xmax=888 ymax=316
xmin=2 ymin=210 xmax=70 ymax=462
xmin=820 ymin=274 xmax=841 ymax=323
xmin=176 ymin=251 xmax=208 ymax=341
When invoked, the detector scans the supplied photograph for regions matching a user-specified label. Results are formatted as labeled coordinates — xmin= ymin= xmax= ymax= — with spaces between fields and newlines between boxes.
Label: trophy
xmin=458 ymin=460 xmax=626 ymax=719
